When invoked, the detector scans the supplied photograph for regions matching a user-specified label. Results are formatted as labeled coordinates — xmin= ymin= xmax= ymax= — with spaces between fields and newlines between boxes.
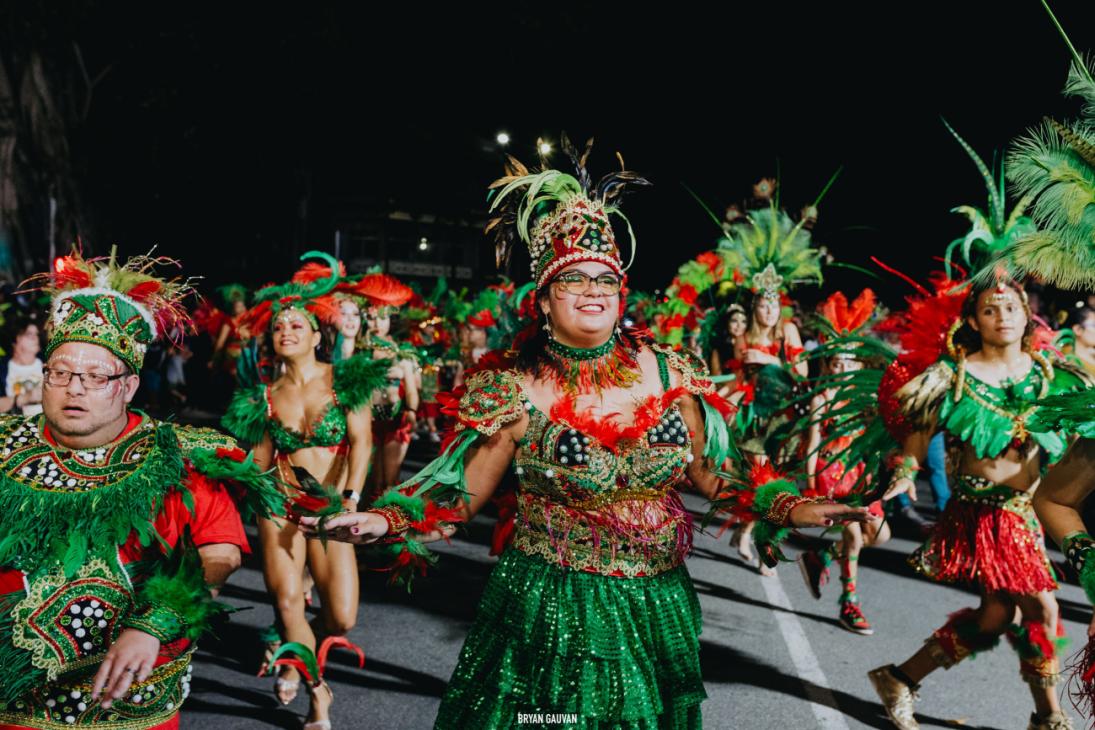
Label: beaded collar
xmin=542 ymin=335 xmax=640 ymax=394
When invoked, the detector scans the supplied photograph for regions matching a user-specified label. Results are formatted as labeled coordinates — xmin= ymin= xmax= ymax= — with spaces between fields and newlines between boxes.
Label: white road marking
xmin=759 ymin=571 xmax=851 ymax=730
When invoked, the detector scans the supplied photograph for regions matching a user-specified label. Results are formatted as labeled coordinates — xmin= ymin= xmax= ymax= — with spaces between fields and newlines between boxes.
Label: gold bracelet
xmin=368 ymin=506 xmax=412 ymax=535
xmin=767 ymin=491 xmax=811 ymax=527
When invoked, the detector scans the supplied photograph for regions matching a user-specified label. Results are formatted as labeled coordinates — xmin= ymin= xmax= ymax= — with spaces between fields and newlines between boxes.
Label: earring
xmin=543 ymin=316 xmax=555 ymax=341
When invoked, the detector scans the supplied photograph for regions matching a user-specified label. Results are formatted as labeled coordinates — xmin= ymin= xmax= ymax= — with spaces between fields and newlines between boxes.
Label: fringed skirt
xmin=909 ymin=475 xmax=1056 ymax=596
xmin=433 ymin=548 xmax=705 ymax=730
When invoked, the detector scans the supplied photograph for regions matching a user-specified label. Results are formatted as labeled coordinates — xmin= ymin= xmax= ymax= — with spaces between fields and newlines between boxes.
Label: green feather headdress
xmin=941 ymin=119 xmax=1036 ymax=276
xmin=217 ymin=283 xmax=248 ymax=308
xmin=245 ymin=251 xmax=343 ymax=332
xmin=717 ymin=205 xmax=824 ymax=301
xmin=710 ymin=171 xmax=840 ymax=302
xmin=995 ymin=54 xmax=1095 ymax=290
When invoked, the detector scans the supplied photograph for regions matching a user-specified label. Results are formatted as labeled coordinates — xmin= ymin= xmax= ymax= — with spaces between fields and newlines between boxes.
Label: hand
xmin=90 ymin=629 xmax=161 ymax=708
xmin=402 ymin=409 xmax=418 ymax=426
xmin=298 ymin=511 xmax=389 ymax=544
xmin=1088 ymin=611 xmax=1095 ymax=639
xmin=789 ymin=502 xmax=871 ymax=528
xmin=883 ymin=477 xmax=916 ymax=502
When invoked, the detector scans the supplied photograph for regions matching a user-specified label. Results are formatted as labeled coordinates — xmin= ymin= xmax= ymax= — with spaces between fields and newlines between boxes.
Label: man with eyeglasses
xmin=0 ymin=250 xmax=283 ymax=730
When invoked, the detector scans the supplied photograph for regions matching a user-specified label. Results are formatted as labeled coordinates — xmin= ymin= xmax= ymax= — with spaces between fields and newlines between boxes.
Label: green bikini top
xmin=266 ymin=389 xmax=347 ymax=451
xmin=222 ymin=355 xmax=392 ymax=449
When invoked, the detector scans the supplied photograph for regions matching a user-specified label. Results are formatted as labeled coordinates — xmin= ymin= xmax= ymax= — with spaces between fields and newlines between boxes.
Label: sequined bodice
xmin=507 ymin=364 xmax=696 ymax=578
xmin=265 ymin=387 xmax=346 ymax=452
xmin=514 ymin=403 xmax=692 ymax=508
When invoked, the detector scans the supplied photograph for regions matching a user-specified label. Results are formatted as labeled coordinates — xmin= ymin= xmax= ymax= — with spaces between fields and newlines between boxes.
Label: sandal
xmin=275 ymin=672 xmax=300 ymax=705
xmin=303 ymin=680 xmax=333 ymax=730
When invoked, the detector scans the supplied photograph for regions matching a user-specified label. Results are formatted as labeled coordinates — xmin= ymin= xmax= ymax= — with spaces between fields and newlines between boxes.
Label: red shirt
xmin=0 ymin=414 xmax=249 ymax=595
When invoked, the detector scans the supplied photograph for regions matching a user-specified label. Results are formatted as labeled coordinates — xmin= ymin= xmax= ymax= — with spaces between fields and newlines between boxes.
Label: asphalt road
xmin=180 ymin=450 xmax=1092 ymax=730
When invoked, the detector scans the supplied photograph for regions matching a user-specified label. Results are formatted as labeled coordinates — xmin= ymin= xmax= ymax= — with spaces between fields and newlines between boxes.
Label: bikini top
xmin=222 ymin=354 xmax=391 ymax=450
xmin=266 ymin=388 xmax=347 ymax=452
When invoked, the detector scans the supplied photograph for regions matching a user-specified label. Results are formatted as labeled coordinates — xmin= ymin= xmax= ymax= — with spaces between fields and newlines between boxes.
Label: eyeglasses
xmin=43 ymin=367 xmax=129 ymax=390
xmin=550 ymin=271 xmax=623 ymax=295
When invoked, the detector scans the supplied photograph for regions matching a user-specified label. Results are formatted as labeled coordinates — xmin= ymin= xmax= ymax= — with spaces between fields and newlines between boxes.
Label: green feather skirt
xmin=434 ymin=548 xmax=705 ymax=730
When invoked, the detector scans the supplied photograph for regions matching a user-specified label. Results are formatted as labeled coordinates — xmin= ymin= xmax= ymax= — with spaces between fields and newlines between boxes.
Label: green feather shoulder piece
xmin=1030 ymin=387 xmax=1095 ymax=439
xmin=333 ymin=354 xmax=392 ymax=412
xmin=221 ymin=384 xmax=268 ymax=445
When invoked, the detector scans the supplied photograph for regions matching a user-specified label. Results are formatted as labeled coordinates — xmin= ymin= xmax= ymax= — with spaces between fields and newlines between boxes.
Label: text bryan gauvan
xmin=516 ymin=712 xmax=578 ymax=725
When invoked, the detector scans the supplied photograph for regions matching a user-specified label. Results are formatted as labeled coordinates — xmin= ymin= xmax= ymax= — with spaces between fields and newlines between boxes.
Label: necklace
xmin=544 ymin=335 xmax=641 ymax=394
xmin=364 ymin=332 xmax=399 ymax=355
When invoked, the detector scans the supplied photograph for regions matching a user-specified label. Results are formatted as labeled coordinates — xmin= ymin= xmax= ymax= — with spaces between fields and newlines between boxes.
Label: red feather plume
xmin=352 ymin=273 xmax=413 ymax=308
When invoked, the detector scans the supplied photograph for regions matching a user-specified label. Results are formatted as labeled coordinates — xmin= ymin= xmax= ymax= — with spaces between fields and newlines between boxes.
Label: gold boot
xmin=868 ymin=665 xmax=920 ymax=730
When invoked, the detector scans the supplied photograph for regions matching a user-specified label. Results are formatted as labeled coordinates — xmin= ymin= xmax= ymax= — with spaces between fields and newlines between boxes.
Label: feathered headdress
xmin=348 ymin=273 xmax=414 ymax=313
xmin=244 ymin=251 xmax=343 ymax=332
xmin=717 ymin=176 xmax=832 ymax=300
xmin=27 ymin=246 xmax=195 ymax=371
xmin=998 ymin=55 xmax=1095 ymax=289
xmin=816 ymin=288 xmax=878 ymax=343
xmin=941 ymin=120 xmax=1036 ymax=275
xmin=486 ymin=134 xmax=651 ymax=289
xmin=217 ymin=283 xmax=249 ymax=308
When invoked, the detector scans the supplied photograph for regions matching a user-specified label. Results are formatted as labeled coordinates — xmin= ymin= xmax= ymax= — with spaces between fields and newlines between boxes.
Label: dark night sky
xmin=40 ymin=1 xmax=1095 ymax=305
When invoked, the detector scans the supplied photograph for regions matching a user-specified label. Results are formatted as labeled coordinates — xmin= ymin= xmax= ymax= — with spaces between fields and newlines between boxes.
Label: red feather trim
xmin=126 ymin=280 xmax=163 ymax=302
xmin=317 ymin=636 xmax=365 ymax=674
xmin=242 ymin=300 xmax=274 ymax=334
xmin=293 ymin=261 xmax=346 ymax=285
xmin=269 ymin=658 xmax=314 ymax=685
xmin=467 ymin=310 xmax=496 ymax=328
xmin=192 ymin=301 xmax=229 ymax=338
xmin=215 ymin=446 xmax=248 ymax=462
xmin=51 ymin=257 xmax=93 ymax=290
xmin=353 ymin=273 xmax=413 ymax=308
xmin=305 ymin=295 xmax=342 ymax=326
xmin=748 ymin=461 xmax=785 ymax=489
xmin=410 ymin=500 xmax=465 ymax=534
xmin=489 ymin=489 xmax=518 ymax=556
xmin=702 ymin=390 xmax=736 ymax=419
xmin=549 ymin=387 xmax=689 ymax=452
xmin=875 ymin=273 xmax=967 ymax=376
xmin=818 ymin=288 xmax=877 ymax=335
xmin=465 ymin=349 xmax=517 ymax=377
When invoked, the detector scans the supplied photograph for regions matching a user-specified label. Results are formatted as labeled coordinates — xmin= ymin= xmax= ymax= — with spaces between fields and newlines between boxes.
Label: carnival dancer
xmin=868 ymin=276 xmax=1090 ymax=730
xmin=711 ymin=302 xmax=748 ymax=378
xmin=0 ymin=248 xmax=283 ymax=729
xmin=796 ymin=289 xmax=891 ymax=635
xmin=299 ymin=137 xmax=867 ymax=729
xmin=357 ymin=273 xmax=419 ymax=498
xmin=718 ymin=179 xmax=820 ymax=575
xmin=222 ymin=252 xmax=388 ymax=729
xmin=405 ymin=289 xmax=457 ymax=444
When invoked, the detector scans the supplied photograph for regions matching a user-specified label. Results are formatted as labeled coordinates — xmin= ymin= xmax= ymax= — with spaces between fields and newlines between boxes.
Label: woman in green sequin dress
xmin=305 ymin=144 xmax=866 ymax=729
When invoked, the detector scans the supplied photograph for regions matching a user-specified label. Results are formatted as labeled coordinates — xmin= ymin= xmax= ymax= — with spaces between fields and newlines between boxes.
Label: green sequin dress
xmin=433 ymin=347 xmax=719 ymax=730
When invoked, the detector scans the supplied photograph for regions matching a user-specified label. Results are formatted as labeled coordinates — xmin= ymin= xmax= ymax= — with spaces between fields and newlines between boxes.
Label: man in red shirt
xmin=0 ymin=250 xmax=283 ymax=730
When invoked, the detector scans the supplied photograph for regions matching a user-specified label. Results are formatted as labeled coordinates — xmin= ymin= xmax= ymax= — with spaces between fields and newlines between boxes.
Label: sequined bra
xmin=510 ymin=351 xmax=696 ymax=578
xmin=265 ymin=387 xmax=347 ymax=453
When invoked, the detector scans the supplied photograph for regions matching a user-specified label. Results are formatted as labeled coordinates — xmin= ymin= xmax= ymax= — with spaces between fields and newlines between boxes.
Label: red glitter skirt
xmin=908 ymin=475 xmax=1056 ymax=595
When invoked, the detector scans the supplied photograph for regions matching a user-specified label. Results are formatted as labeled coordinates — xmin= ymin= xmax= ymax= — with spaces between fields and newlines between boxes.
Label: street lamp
xmin=538 ymin=141 xmax=552 ymax=156
xmin=418 ymin=237 xmax=429 ymax=251
xmin=496 ymin=132 xmax=510 ymax=146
